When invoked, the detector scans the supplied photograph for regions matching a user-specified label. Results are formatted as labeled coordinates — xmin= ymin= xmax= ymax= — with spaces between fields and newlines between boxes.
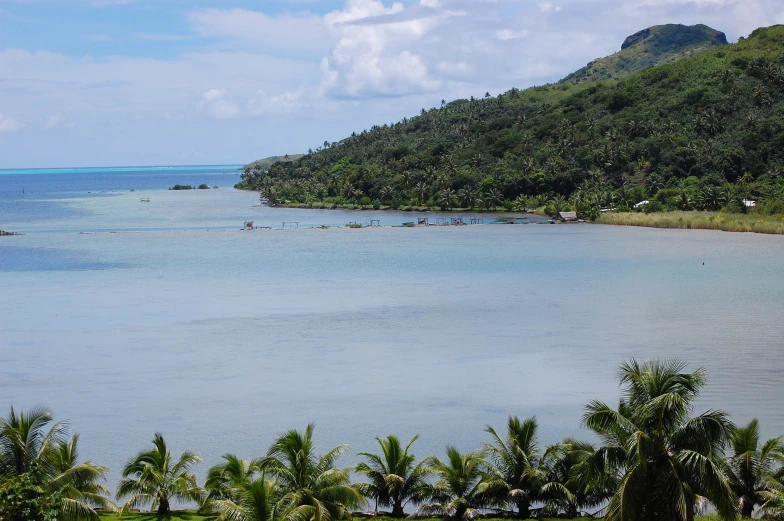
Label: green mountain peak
xmin=561 ymin=23 xmax=728 ymax=84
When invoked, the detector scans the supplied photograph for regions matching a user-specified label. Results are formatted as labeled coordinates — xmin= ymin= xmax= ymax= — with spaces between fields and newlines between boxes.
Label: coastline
xmin=597 ymin=211 xmax=784 ymax=235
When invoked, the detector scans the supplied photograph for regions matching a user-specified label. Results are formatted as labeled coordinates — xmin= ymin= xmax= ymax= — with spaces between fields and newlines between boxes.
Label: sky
xmin=0 ymin=0 xmax=782 ymax=168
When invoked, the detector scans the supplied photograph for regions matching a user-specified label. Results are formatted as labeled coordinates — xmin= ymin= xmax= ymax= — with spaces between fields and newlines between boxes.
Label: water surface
xmin=1 ymin=168 xmax=783 ymax=491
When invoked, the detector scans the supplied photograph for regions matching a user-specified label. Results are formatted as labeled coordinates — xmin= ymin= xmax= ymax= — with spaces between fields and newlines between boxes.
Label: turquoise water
xmin=2 ymin=169 xmax=784 ymax=492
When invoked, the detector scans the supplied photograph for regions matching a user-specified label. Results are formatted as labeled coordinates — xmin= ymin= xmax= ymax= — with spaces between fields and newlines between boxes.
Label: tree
xmin=50 ymin=435 xmax=115 ymax=518
xmin=415 ymin=182 xmax=429 ymax=206
xmin=482 ymin=416 xmax=545 ymax=519
xmin=438 ymin=188 xmax=456 ymax=210
xmin=0 ymin=407 xmax=111 ymax=520
xmin=0 ymin=406 xmax=67 ymax=478
xmin=204 ymin=454 xmax=263 ymax=503
xmin=583 ymin=360 xmax=738 ymax=521
xmin=116 ymin=433 xmax=202 ymax=515
xmin=420 ymin=447 xmax=485 ymax=520
xmin=0 ymin=460 xmax=63 ymax=521
xmin=263 ymin=424 xmax=363 ymax=521
xmin=724 ymin=419 xmax=784 ymax=517
xmin=355 ymin=435 xmax=432 ymax=517
xmin=538 ymin=439 xmax=615 ymax=518
xmin=209 ymin=478 xmax=280 ymax=521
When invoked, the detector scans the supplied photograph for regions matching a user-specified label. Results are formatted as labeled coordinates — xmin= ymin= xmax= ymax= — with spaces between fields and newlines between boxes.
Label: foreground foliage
xmin=584 ymin=360 xmax=737 ymax=521
xmin=0 ymin=407 xmax=112 ymax=520
xmin=4 ymin=359 xmax=784 ymax=520
xmin=117 ymin=433 xmax=202 ymax=515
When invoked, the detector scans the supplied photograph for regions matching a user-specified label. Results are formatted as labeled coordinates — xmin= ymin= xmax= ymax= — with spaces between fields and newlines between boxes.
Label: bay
xmin=1 ymin=168 xmax=783 ymax=492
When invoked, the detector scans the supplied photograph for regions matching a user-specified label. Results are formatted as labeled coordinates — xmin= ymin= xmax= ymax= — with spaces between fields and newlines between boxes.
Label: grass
xmin=98 ymin=514 xmax=727 ymax=521
xmin=597 ymin=211 xmax=784 ymax=234
xmin=99 ymin=512 xmax=214 ymax=521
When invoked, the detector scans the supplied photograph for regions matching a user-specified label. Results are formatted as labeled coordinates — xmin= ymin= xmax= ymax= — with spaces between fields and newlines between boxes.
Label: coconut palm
xmin=760 ymin=467 xmax=784 ymax=517
xmin=209 ymin=478 xmax=280 ymax=521
xmin=204 ymin=454 xmax=263 ymax=503
xmin=50 ymin=435 xmax=115 ymax=517
xmin=481 ymin=416 xmax=545 ymax=519
xmin=263 ymin=424 xmax=363 ymax=521
xmin=355 ymin=434 xmax=432 ymax=517
xmin=724 ymin=419 xmax=784 ymax=517
xmin=439 ymin=188 xmax=457 ymax=210
xmin=419 ymin=447 xmax=486 ymax=520
xmin=116 ymin=432 xmax=202 ymax=515
xmin=415 ymin=182 xmax=429 ymax=206
xmin=583 ymin=359 xmax=738 ymax=521
xmin=538 ymin=438 xmax=615 ymax=518
xmin=0 ymin=407 xmax=111 ymax=520
xmin=0 ymin=406 xmax=67 ymax=478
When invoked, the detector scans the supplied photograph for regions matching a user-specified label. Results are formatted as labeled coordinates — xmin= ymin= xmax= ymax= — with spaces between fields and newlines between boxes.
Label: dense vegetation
xmin=3 ymin=360 xmax=784 ymax=521
xmin=237 ymin=25 xmax=784 ymax=220
xmin=561 ymin=24 xmax=728 ymax=84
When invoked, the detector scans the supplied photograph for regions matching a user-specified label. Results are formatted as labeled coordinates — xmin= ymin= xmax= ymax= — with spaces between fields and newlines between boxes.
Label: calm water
xmin=2 ymin=167 xmax=784 ymax=492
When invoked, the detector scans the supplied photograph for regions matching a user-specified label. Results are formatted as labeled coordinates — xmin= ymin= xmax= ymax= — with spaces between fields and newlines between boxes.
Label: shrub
xmin=198 ymin=184 xmax=210 ymax=189
xmin=169 ymin=184 xmax=193 ymax=190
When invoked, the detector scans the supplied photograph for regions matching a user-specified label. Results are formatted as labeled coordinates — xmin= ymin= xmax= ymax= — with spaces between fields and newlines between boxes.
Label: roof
xmin=559 ymin=211 xmax=578 ymax=220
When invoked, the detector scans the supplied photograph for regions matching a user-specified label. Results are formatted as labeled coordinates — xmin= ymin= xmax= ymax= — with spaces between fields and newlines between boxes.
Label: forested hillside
xmin=560 ymin=24 xmax=727 ymax=84
xmin=238 ymin=25 xmax=784 ymax=218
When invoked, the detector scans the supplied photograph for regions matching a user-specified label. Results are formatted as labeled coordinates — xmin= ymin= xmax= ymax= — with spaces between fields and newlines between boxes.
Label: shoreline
xmin=597 ymin=211 xmax=784 ymax=235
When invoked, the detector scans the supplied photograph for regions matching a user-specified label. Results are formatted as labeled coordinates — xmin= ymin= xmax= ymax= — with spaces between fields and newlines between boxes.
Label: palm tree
xmin=439 ymin=188 xmax=456 ymax=210
xmin=482 ymin=416 xmax=545 ymax=519
xmin=204 ymin=454 xmax=263 ymax=503
xmin=760 ymin=467 xmax=784 ymax=517
xmin=0 ymin=407 xmax=111 ymax=520
xmin=419 ymin=447 xmax=485 ymax=520
xmin=379 ymin=186 xmax=395 ymax=204
xmin=724 ymin=419 xmax=784 ymax=517
xmin=0 ymin=406 xmax=67 ymax=478
xmin=262 ymin=424 xmax=363 ymax=521
xmin=538 ymin=439 xmax=615 ymax=518
xmin=512 ymin=195 xmax=528 ymax=213
xmin=485 ymin=188 xmax=503 ymax=210
xmin=116 ymin=432 xmax=202 ymax=515
xmin=415 ymin=182 xmax=429 ymax=206
xmin=209 ymin=478 xmax=280 ymax=521
xmin=355 ymin=434 xmax=432 ymax=517
xmin=457 ymin=188 xmax=475 ymax=209
xmin=583 ymin=359 xmax=738 ymax=521
xmin=50 ymin=435 xmax=115 ymax=518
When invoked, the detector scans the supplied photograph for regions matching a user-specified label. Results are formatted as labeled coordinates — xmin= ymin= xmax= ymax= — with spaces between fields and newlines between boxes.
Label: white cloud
xmin=538 ymin=2 xmax=562 ymax=12
xmin=0 ymin=114 xmax=20 ymax=134
xmin=200 ymin=89 xmax=240 ymax=119
xmin=1 ymin=0 xmax=783 ymax=167
xmin=43 ymin=114 xmax=64 ymax=130
xmin=188 ymin=8 xmax=329 ymax=55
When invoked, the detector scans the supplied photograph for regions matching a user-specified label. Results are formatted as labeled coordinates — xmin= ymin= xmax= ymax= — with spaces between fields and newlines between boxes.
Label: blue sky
xmin=0 ymin=0 xmax=781 ymax=168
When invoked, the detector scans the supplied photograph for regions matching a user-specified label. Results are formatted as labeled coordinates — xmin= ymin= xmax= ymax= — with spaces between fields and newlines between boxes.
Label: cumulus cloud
xmin=0 ymin=114 xmax=20 ymax=134
xmin=200 ymin=89 xmax=240 ymax=119
xmin=1 ymin=0 xmax=783 ymax=166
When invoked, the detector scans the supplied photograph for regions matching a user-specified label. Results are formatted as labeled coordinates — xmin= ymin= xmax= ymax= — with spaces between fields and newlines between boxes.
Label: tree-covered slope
xmin=238 ymin=25 xmax=784 ymax=217
xmin=244 ymin=154 xmax=304 ymax=171
xmin=560 ymin=24 xmax=728 ymax=84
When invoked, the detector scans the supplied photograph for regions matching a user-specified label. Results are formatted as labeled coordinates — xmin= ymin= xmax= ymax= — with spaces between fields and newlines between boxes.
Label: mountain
xmin=560 ymin=24 xmax=728 ymax=84
xmin=238 ymin=25 xmax=784 ymax=217
xmin=244 ymin=154 xmax=304 ymax=170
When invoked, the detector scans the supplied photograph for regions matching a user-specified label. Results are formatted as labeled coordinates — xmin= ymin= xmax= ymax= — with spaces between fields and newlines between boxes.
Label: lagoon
xmin=2 ymin=168 xmax=784 ymax=490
